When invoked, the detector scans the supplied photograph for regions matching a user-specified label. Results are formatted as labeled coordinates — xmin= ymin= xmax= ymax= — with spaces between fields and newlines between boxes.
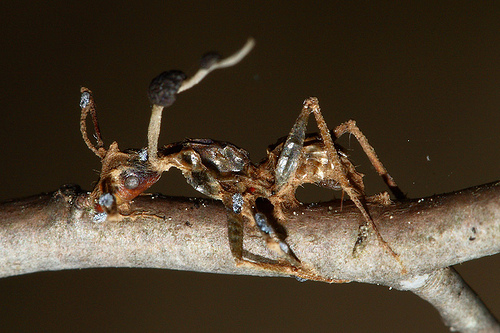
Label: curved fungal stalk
xmin=178 ymin=38 xmax=256 ymax=93
xmin=146 ymin=38 xmax=255 ymax=167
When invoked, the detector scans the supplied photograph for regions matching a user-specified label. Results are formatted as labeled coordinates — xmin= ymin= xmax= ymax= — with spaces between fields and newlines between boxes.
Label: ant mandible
xmin=80 ymin=39 xmax=407 ymax=282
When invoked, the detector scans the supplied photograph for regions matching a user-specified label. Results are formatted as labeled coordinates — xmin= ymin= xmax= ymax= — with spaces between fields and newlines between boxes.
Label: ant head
xmin=88 ymin=66 xmax=189 ymax=214
xmin=79 ymin=89 xmax=161 ymax=214
xmin=80 ymin=38 xmax=256 ymax=215
xmin=91 ymin=143 xmax=161 ymax=214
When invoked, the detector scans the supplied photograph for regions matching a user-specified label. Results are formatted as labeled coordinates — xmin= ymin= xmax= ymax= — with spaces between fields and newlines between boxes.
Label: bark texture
xmin=1 ymin=181 xmax=499 ymax=331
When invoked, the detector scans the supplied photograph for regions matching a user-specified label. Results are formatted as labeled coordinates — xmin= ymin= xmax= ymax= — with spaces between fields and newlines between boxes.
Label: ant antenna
xmin=146 ymin=38 xmax=256 ymax=166
xmin=80 ymin=87 xmax=106 ymax=159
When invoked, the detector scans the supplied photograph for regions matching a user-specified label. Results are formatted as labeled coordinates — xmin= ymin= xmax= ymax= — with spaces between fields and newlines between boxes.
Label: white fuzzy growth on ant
xmin=232 ymin=193 xmax=243 ymax=214
xmin=279 ymin=242 xmax=292 ymax=256
xmin=254 ymin=212 xmax=272 ymax=234
xmin=138 ymin=148 xmax=148 ymax=162
xmin=92 ymin=212 xmax=107 ymax=223
xmin=80 ymin=91 xmax=90 ymax=108
xmin=98 ymin=193 xmax=115 ymax=209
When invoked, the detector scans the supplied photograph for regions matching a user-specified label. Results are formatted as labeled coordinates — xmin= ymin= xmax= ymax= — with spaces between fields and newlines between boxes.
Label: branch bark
xmin=1 ymin=181 xmax=499 ymax=332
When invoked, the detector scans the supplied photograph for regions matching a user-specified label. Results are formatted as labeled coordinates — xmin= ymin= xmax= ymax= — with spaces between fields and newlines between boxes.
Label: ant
xmin=80 ymin=39 xmax=407 ymax=282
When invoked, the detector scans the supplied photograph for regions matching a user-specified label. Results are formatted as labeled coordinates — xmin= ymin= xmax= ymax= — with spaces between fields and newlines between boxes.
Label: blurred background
xmin=1 ymin=2 xmax=498 ymax=332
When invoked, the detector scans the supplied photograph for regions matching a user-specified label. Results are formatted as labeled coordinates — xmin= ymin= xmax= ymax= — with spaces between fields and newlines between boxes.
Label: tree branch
xmin=1 ymin=181 xmax=499 ymax=331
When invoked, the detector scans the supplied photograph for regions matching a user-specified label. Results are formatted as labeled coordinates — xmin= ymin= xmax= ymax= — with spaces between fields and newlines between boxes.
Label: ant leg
xmin=306 ymin=98 xmax=405 ymax=272
xmin=226 ymin=211 xmax=342 ymax=283
xmin=333 ymin=120 xmax=406 ymax=200
xmin=227 ymin=211 xmax=245 ymax=263
xmin=276 ymin=97 xmax=405 ymax=272
xmin=227 ymin=195 xmax=299 ymax=265
xmin=253 ymin=197 xmax=300 ymax=266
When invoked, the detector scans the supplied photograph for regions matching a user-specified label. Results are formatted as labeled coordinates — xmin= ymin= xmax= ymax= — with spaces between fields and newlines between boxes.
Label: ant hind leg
xmin=333 ymin=120 xmax=406 ymax=200
xmin=301 ymin=98 xmax=406 ymax=272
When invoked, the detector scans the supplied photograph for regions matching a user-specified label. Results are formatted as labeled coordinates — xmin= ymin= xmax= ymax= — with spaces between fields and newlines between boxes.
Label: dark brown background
xmin=1 ymin=2 xmax=499 ymax=332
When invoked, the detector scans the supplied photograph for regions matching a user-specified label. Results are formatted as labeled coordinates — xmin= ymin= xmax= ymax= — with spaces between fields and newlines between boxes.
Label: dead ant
xmin=80 ymin=39 xmax=407 ymax=282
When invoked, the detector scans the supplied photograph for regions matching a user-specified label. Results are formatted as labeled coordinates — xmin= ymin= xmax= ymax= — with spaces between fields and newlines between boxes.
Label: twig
xmin=412 ymin=267 xmax=500 ymax=333
xmin=0 ymin=181 xmax=499 ymax=331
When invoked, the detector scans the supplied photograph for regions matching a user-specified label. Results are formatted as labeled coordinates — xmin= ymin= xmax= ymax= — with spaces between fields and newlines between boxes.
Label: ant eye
xmin=124 ymin=174 xmax=140 ymax=190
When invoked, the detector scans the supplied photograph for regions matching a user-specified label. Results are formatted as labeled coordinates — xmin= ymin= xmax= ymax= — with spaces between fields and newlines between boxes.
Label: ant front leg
xmin=276 ymin=97 xmax=405 ymax=272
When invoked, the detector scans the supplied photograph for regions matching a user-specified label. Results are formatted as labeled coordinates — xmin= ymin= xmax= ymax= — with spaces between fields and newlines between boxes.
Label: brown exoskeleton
xmin=80 ymin=39 xmax=406 ymax=282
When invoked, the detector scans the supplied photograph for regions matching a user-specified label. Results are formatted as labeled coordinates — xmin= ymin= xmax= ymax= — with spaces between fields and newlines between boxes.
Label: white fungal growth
xmin=80 ymin=91 xmax=90 ymax=109
xmin=254 ymin=212 xmax=272 ymax=234
xmin=279 ymin=241 xmax=291 ymax=254
xmin=138 ymin=148 xmax=148 ymax=162
xmin=98 ymin=193 xmax=115 ymax=209
xmin=232 ymin=193 xmax=243 ymax=214
xmin=93 ymin=212 xmax=107 ymax=223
